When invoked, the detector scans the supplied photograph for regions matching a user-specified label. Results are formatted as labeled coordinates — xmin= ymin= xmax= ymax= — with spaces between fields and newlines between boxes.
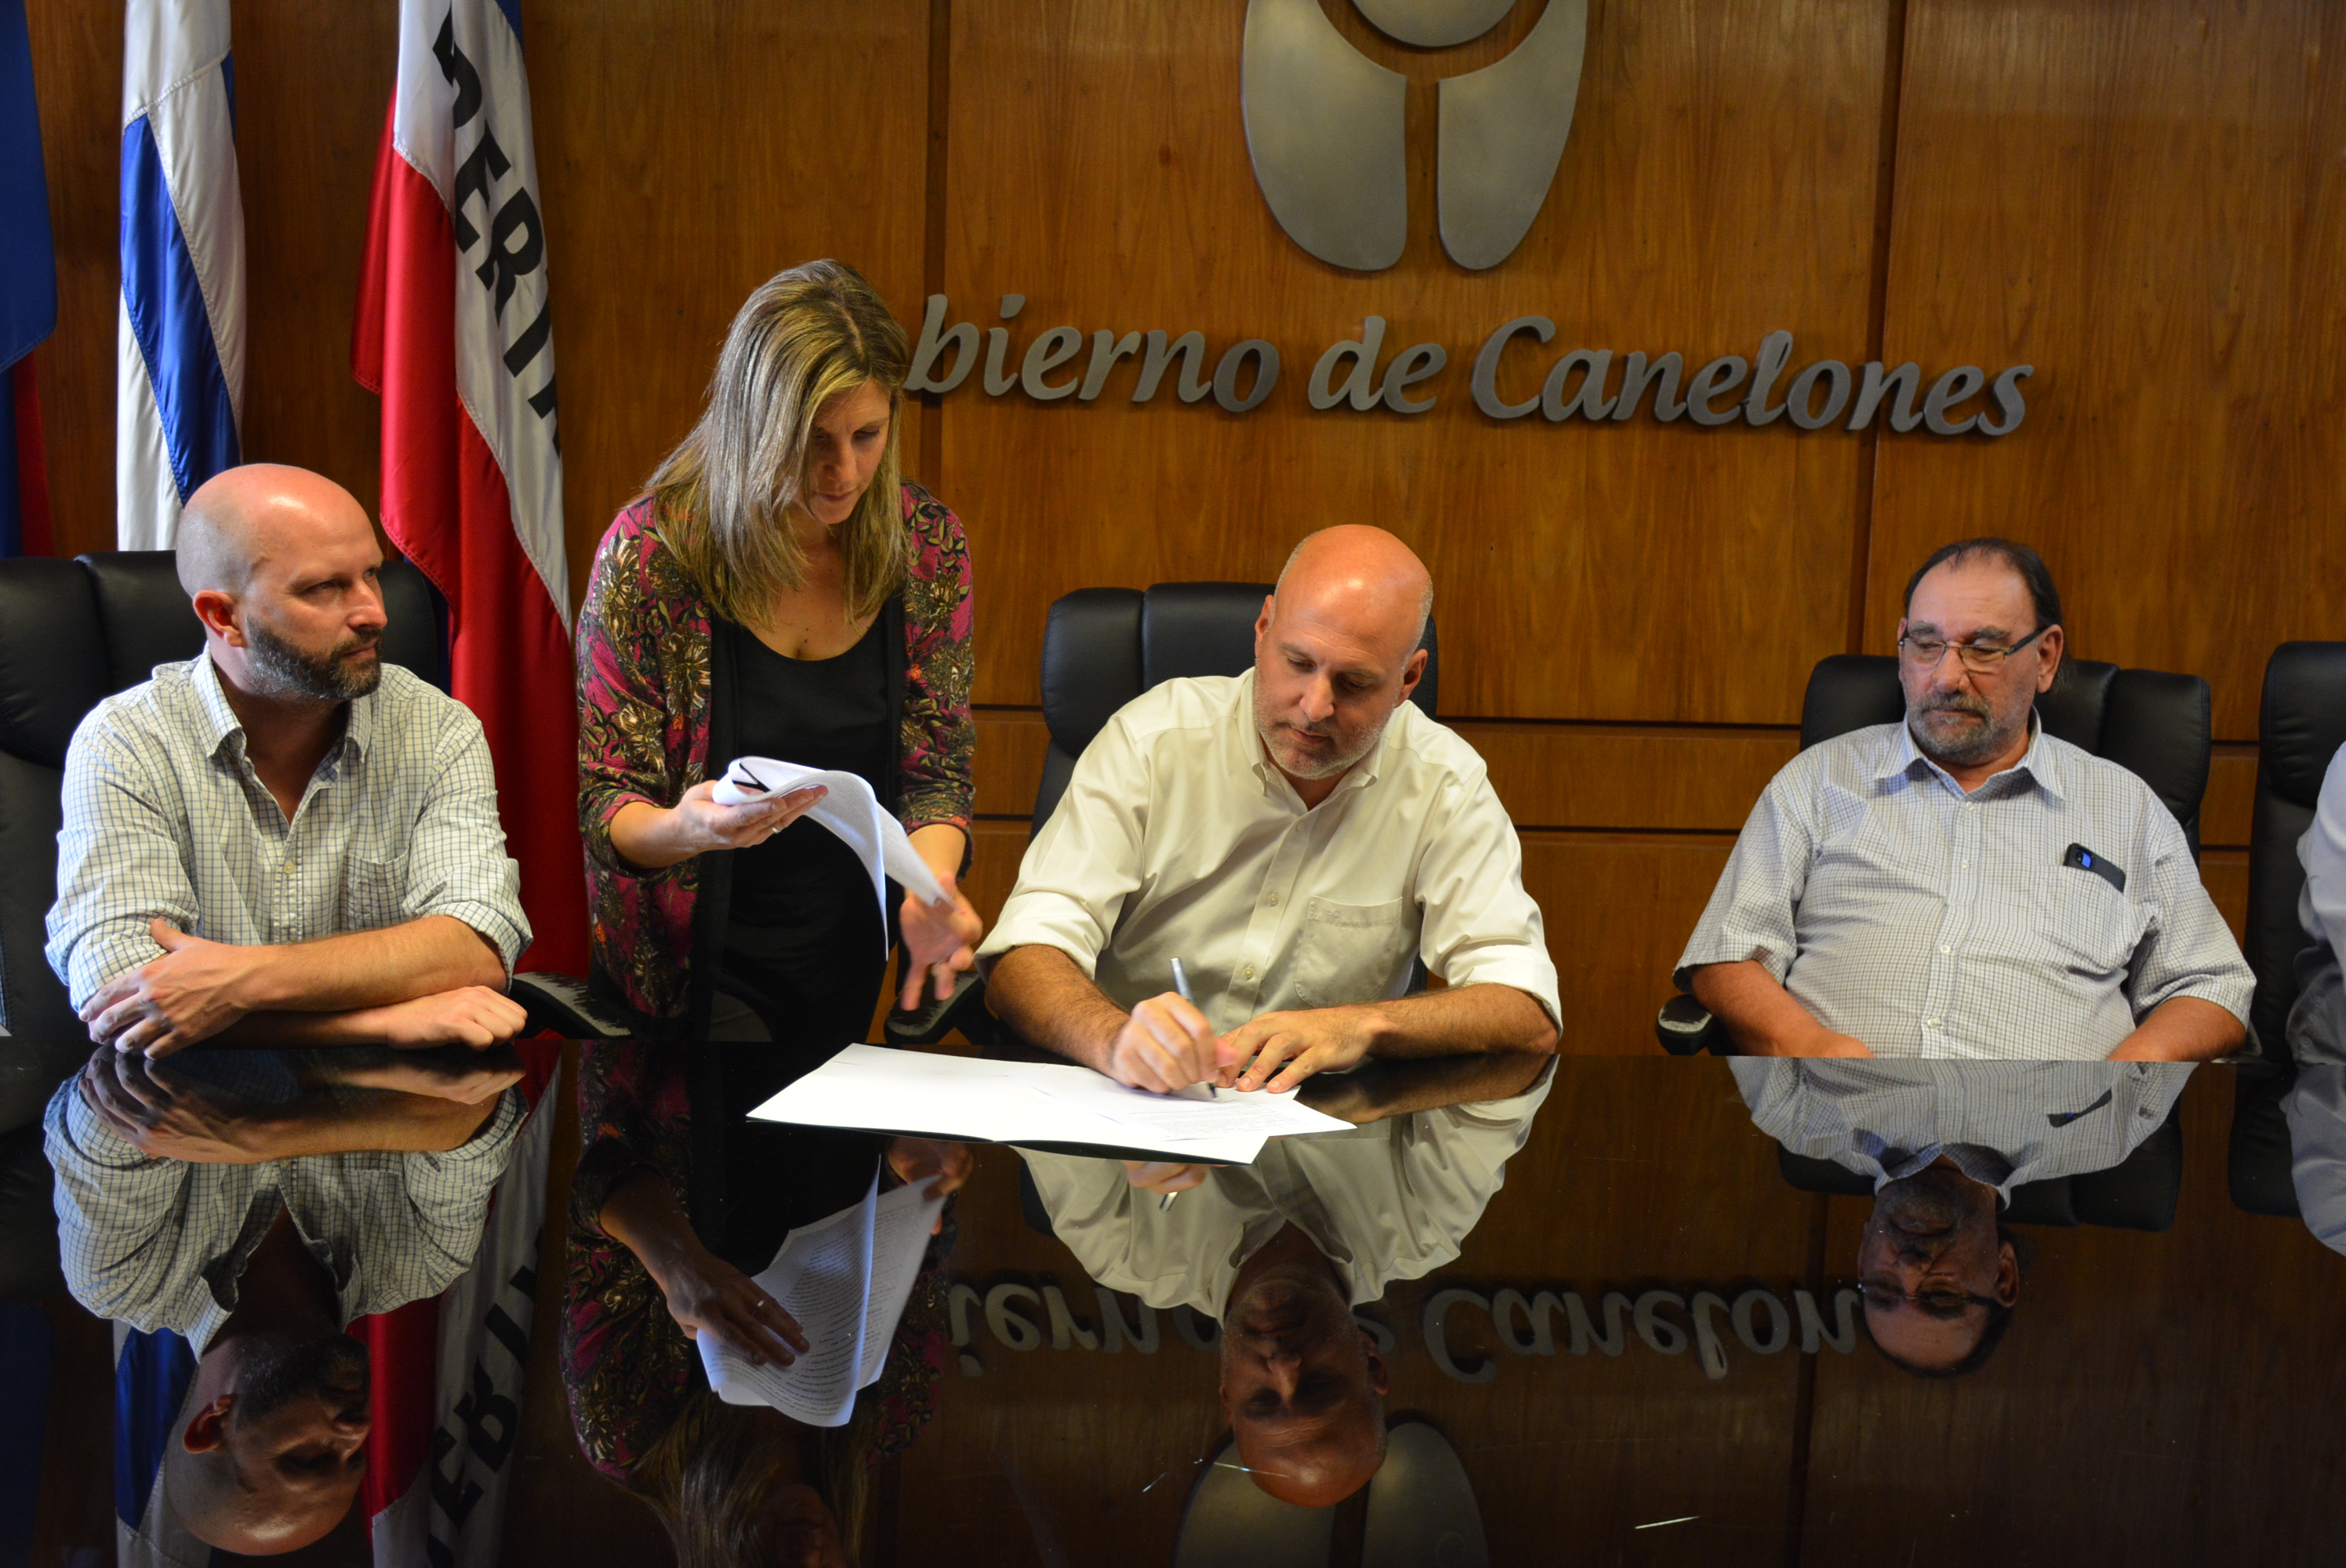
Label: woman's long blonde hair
xmin=647 ymin=260 xmax=912 ymax=626
xmin=633 ymin=1389 xmax=876 ymax=1567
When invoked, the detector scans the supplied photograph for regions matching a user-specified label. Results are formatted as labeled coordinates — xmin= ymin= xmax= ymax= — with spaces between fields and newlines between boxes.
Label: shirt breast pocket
xmin=1292 ymin=896 xmax=1413 ymax=1007
xmin=2039 ymin=872 xmax=2144 ymax=978
xmin=343 ymin=851 xmax=412 ymax=935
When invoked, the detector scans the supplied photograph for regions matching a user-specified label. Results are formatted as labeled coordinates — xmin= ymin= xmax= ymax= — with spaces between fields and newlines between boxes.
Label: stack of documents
xmin=700 ymin=1171 xmax=945 ymax=1426
xmin=747 ymin=1044 xmax=1351 ymax=1164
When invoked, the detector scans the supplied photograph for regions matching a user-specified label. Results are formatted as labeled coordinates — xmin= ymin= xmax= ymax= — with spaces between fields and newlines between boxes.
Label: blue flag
xmin=0 ymin=0 xmax=56 ymax=561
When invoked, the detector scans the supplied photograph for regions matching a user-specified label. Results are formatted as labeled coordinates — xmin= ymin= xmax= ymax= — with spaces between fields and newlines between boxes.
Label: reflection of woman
xmin=577 ymin=258 xmax=980 ymax=1041
xmin=563 ymin=1043 xmax=968 ymax=1565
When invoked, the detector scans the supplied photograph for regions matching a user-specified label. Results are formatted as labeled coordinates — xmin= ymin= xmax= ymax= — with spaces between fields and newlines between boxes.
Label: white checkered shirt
xmin=1677 ymin=718 xmax=2253 ymax=1058
xmin=1732 ymin=1058 xmax=2192 ymax=1202
xmin=45 ymin=655 xmax=530 ymax=1009
xmin=43 ymin=1071 xmax=523 ymax=1352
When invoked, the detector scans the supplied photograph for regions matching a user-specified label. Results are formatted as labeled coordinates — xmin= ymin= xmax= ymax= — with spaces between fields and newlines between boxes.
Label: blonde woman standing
xmin=576 ymin=259 xmax=981 ymax=1042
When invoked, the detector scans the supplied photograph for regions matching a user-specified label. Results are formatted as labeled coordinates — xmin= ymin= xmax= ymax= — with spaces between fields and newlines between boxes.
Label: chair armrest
xmin=885 ymin=969 xmax=1001 ymax=1047
xmin=1655 ymin=993 xmax=1727 ymax=1055
xmin=508 ymin=972 xmax=634 ymax=1040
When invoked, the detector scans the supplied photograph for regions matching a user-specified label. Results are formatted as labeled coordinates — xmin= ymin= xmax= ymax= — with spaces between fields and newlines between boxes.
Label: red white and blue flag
xmin=354 ymin=0 xmax=587 ymax=978
xmin=115 ymin=0 xmax=244 ymax=551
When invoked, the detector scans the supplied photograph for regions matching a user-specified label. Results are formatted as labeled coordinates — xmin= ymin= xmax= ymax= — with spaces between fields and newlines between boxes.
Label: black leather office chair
xmin=1773 ymin=1099 xmax=2185 ymax=1231
xmin=2228 ymin=642 xmax=2346 ymax=1217
xmin=888 ymin=582 xmax=1440 ymax=1044
xmin=0 ymin=551 xmax=616 ymax=1041
xmin=1658 ymin=652 xmax=2217 ymax=1055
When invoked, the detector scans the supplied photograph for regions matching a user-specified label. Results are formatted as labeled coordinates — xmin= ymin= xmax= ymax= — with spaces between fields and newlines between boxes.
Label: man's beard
xmin=1872 ymin=1163 xmax=1981 ymax=1241
xmin=233 ymin=1330 xmax=371 ymax=1428
xmin=1251 ymin=693 xmax=1381 ymax=782
xmin=1907 ymin=690 xmax=2019 ymax=768
xmin=246 ymin=619 xmax=383 ymax=702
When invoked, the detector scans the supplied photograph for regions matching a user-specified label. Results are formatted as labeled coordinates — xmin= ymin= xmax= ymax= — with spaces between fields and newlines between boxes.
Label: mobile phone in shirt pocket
xmin=344 ymin=851 xmax=413 ymax=933
xmin=1292 ymin=895 xmax=1413 ymax=1007
xmin=2039 ymin=867 xmax=2145 ymax=976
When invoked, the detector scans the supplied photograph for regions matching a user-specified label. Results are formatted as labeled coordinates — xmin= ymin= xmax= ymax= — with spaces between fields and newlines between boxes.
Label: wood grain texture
xmin=25 ymin=0 xmax=132 ymax=561
xmin=1799 ymin=1070 xmax=2346 ymax=1566
xmin=2203 ymin=745 xmax=2256 ymax=850
xmin=1866 ymin=0 xmax=2346 ymax=742
xmin=939 ymin=0 xmax=1892 ymax=723
xmin=975 ymin=709 xmax=1800 ymax=832
xmin=525 ymin=0 xmax=933 ymax=599
xmin=27 ymin=0 xmax=396 ymax=561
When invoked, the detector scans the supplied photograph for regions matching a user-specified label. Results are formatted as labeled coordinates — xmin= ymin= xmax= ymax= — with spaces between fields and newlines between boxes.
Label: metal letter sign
xmin=1242 ymin=0 xmax=1588 ymax=271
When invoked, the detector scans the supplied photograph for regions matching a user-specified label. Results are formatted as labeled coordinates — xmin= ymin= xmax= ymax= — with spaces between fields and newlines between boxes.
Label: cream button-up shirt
xmin=1022 ymin=1067 xmax=1552 ymax=1316
xmin=978 ymin=671 xmax=1559 ymax=1029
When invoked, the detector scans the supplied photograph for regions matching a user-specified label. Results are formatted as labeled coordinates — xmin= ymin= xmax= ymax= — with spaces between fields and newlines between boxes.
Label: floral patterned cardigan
xmin=574 ymin=483 xmax=975 ymax=1028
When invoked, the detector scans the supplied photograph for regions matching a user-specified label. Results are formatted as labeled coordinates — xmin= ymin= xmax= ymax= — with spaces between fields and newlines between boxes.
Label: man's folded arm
xmin=2108 ymin=809 xmax=2253 ymax=1062
xmin=1409 ymin=771 xmax=1562 ymax=1052
xmin=977 ymin=714 xmax=1157 ymax=1069
xmin=47 ymin=722 xmax=204 ymax=1008
xmin=1687 ymin=959 xmax=1873 ymax=1058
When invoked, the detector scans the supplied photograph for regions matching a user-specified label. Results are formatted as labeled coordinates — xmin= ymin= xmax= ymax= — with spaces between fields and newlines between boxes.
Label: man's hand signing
xmin=82 ymin=920 xmax=260 ymax=1058
xmin=1215 ymin=1005 xmax=1378 ymax=1093
xmin=1102 ymin=991 xmax=1222 ymax=1093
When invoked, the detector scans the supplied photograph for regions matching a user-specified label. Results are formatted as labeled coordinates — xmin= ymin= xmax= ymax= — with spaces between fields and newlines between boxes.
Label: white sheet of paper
xmin=747 ymin=1044 xmax=1282 ymax=1164
xmin=697 ymin=1172 xmax=946 ymax=1427
xmin=711 ymin=757 xmax=946 ymax=949
xmin=1027 ymin=1074 xmax=1351 ymax=1143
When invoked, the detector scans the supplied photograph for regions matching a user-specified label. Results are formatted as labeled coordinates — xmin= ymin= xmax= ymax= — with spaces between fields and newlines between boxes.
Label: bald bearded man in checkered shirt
xmin=45 ymin=464 xmax=532 ymax=1056
xmin=1677 ymin=539 xmax=2253 ymax=1062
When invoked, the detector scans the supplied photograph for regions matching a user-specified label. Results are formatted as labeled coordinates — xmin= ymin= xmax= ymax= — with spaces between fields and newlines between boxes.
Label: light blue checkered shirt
xmin=45 ymin=654 xmax=530 ymax=1009
xmin=1678 ymin=717 xmax=2253 ymax=1058
xmin=1733 ymin=1059 xmax=2192 ymax=1201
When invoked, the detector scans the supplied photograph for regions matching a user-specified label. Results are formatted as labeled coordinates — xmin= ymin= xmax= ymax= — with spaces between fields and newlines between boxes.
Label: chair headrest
xmin=2260 ymin=641 xmax=2346 ymax=808
xmin=1040 ymin=588 xmax=1142 ymax=756
xmin=78 ymin=552 xmax=205 ymax=695
xmin=0 ymin=558 xmax=107 ymax=769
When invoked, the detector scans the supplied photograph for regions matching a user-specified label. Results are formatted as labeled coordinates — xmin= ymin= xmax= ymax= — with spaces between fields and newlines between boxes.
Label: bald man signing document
xmin=980 ymin=527 xmax=1560 ymax=1092
xmin=46 ymin=464 xmax=530 ymax=1055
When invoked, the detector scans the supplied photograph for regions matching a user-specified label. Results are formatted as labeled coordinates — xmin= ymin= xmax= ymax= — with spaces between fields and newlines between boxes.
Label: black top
xmin=723 ymin=615 xmax=892 ymax=938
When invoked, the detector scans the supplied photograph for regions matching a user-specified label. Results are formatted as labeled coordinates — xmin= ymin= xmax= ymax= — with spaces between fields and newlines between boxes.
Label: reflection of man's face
xmin=1217 ymin=1254 xmax=1389 ymax=1507
xmin=172 ymin=1331 xmax=372 ymax=1552
xmin=1858 ymin=1163 xmax=2021 ymax=1374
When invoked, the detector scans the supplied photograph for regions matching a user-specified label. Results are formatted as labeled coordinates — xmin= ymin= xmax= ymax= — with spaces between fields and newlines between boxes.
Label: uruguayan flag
xmin=117 ymin=0 xmax=244 ymax=550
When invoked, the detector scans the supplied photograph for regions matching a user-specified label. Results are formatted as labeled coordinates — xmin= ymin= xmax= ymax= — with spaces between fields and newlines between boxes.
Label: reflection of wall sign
xmin=1241 ymin=0 xmax=1589 ymax=270
xmin=947 ymin=1276 xmax=1862 ymax=1384
xmin=910 ymin=295 xmax=2033 ymax=435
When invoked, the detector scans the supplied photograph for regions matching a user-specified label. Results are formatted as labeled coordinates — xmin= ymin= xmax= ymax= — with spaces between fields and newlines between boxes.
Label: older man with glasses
xmin=1676 ymin=537 xmax=2253 ymax=1060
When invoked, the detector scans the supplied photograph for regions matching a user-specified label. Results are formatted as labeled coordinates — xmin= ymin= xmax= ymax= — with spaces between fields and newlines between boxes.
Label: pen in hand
xmin=1170 ymin=958 xmax=1216 ymax=1100
xmin=1163 ymin=956 xmax=1212 ymax=1211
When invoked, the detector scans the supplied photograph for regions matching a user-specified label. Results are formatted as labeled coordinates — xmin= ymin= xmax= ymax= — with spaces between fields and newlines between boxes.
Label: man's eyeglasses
xmin=1856 ymin=1279 xmax=2002 ymax=1319
xmin=1896 ymin=623 xmax=2052 ymax=673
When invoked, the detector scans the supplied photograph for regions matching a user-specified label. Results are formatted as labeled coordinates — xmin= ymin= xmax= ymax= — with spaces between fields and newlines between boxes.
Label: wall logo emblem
xmin=1242 ymin=0 xmax=1587 ymax=271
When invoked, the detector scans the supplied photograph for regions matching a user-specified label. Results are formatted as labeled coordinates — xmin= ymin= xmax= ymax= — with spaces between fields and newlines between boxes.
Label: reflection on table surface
xmin=11 ymin=1047 xmax=2344 ymax=1567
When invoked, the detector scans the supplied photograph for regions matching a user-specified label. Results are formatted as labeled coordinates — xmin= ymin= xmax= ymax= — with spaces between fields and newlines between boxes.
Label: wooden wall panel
xmin=975 ymin=710 xmax=1801 ymax=833
xmin=28 ymin=0 xmax=140 ymax=559
xmin=527 ymin=0 xmax=933 ymax=599
xmin=1867 ymin=0 xmax=2346 ymax=741
xmin=27 ymin=0 xmax=394 ymax=561
xmin=939 ymin=0 xmax=1893 ymax=724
